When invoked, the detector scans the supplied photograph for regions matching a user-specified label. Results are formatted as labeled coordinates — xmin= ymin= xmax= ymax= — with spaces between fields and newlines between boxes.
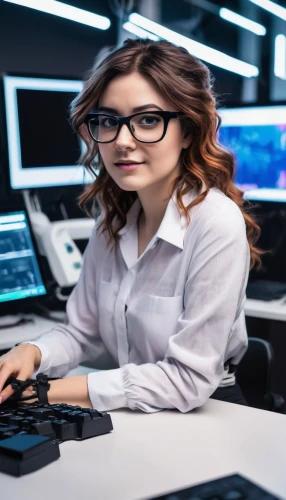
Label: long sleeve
xmin=22 ymin=223 xmax=109 ymax=379
xmin=87 ymin=208 xmax=250 ymax=413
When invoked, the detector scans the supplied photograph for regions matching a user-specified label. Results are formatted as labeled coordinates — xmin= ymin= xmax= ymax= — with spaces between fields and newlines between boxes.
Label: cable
xmin=55 ymin=286 xmax=70 ymax=302
xmin=34 ymin=303 xmax=66 ymax=323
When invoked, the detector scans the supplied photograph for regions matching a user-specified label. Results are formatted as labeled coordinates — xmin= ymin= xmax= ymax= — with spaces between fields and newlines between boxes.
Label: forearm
xmin=48 ymin=375 xmax=93 ymax=408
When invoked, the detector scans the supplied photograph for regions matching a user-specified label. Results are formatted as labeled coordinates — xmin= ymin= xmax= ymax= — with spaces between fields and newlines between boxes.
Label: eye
xmin=139 ymin=115 xmax=161 ymax=126
xmin=101 ymin=117 xmax=118 ymax=128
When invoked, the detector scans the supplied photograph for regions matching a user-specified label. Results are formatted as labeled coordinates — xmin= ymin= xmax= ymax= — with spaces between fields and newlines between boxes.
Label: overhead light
xmin=129 ymin=13 xmax=259 ymax=78
xmin=249 ymin=0 xmax=286 ymax=21
xmin=122 ymin=22 xmax=159 ymax=41
xmin=3 ymin=0 xmax=111 ymax=30
xmin=187 ymin=0 xmax=266 ymax=36
xmin=219 ymin=8 xmax=266 ymax=36
xmin=274 ymin=34 xmax=286 ymax=80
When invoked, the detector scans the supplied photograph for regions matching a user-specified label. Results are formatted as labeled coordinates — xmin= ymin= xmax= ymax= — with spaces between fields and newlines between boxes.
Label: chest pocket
xmin=98 ymin=280 xmax=118 ymax=355
xmin=128 ymin=294 xmax=184 ymax=358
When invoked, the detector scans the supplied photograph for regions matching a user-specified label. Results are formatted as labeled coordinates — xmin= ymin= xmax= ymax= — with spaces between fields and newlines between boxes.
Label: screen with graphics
xmin=218 ymin=105 xmax=286 ymax=202
xmin=0 ymin=211 xmax=46 ymax=303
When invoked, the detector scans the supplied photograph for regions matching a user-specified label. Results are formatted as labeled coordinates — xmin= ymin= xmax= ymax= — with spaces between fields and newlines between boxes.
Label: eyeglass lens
xmin=88 ymin=113 xmax=165 ymax=142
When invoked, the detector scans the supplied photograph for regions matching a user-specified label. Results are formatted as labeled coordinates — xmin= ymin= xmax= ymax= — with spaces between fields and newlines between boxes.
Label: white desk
xmin=245 ymin=297 xmax=286 ymax=322
xmin=1 ymin=399 xmax=286 ymax=500
xmin=0 ymin=313 xmax=66 ymax=351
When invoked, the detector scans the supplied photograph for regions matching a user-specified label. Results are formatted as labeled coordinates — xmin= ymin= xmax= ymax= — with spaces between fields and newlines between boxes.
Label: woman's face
xmin=97 ymin=72 xmax=190 ymax=194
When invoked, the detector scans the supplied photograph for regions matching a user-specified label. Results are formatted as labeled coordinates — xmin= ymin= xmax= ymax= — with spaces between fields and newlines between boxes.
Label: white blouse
xmin=25 ymin=185 xmax=250 ymax=413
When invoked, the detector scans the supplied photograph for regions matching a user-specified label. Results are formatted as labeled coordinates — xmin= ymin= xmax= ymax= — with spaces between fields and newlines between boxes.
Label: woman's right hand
xmin=0 ymin=344 xmax=42 ymax=404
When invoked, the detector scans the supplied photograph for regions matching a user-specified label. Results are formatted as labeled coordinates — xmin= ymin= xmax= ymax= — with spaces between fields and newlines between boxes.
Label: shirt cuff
xmin=20 ymin=341 xmax=52 ymax=378
xmin=87 ymin=368 xmax=128 ymax=411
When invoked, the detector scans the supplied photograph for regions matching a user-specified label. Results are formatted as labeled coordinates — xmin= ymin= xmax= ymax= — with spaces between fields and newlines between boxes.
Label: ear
xmin=181 ymin=121 xmax=192 ymax=149
xmin=182 ymin=132 xmax=192 ymax=149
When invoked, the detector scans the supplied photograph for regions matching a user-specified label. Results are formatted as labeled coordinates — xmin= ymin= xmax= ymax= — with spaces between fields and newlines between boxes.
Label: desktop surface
xmin=1 ymin=400 xmax=286 ymax=500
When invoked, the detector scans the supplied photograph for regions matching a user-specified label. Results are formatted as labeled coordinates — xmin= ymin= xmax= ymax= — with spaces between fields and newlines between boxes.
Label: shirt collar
xmin=118 ymin=182 xmax=206 ymax=250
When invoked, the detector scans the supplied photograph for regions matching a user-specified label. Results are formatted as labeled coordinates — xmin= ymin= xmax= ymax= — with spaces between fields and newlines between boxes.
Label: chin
xmin=113 ymin=176 xmax=147 ymax=192
xmin=117 ymin=182 xmax=143 ymax=192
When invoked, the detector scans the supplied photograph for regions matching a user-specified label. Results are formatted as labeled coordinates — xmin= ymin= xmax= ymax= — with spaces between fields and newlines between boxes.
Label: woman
xmin=0 ymin=39 xmax=262 ymax=412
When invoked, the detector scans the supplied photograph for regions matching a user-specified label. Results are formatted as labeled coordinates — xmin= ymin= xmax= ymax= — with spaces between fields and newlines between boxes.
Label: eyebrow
xmin=97 ymin=104 xmax=163 ymax=114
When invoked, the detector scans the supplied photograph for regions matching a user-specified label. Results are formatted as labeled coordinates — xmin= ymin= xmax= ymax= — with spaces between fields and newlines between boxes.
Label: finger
xmin=0 ymin=363 xmax=14 ymax=395
xmin=22 ymin=385 xmax=35 ymax=397
xmin=0 ymin=369 xmax=31 ymax=404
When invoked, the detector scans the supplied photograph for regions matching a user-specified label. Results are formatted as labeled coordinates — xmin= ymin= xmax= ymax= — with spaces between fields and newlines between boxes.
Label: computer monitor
xmin=0 ymin=208 xmax=47 ymax=314
xmin=0 ymin=74 xmax=94 ymax=190
xmin=218 ymin=104 xmax=286 ymax=203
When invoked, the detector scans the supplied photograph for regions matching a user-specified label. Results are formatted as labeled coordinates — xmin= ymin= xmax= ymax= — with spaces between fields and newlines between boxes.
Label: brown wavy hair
xmin=70 ymin=38 xmax=263 ymax=269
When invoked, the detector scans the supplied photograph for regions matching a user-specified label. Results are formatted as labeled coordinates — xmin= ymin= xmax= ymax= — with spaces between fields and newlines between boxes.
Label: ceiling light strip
xmin=129 ymin=13 xmax=259 ymax=78
xmin=248 ymin=0 xmax=286 ymax=21
xmin=123 ymin=22 xmax=159 ymax=41
xmin=219 ymin=8 xmax=266 ymax=36
xmin=3 ymin=0 xmax=111 ymax=30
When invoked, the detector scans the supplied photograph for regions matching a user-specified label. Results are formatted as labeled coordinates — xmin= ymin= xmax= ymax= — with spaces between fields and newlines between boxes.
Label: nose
xmin=115 ymin=124 xmax=136 ymax=150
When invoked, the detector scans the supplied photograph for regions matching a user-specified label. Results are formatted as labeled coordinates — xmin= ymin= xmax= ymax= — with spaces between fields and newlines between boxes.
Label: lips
xmin=115 ymin=162 xmax=144 ymax=171
xmin=115 ymin=161 xmax=143 ymax=166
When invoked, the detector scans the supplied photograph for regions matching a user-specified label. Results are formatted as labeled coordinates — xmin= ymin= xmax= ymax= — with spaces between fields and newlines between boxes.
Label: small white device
xmin=30 ymin=212 xmax=95 ymax=287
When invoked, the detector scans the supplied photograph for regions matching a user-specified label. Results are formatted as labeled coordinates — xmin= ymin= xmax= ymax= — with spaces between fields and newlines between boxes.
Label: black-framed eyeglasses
xmin=83 ymin=110 xmax=184 ymax=144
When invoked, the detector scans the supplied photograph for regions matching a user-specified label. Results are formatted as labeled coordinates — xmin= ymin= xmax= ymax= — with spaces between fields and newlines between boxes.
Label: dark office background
xmin=0 ymin=0 xmax=286 ymax=401
xmin=0 ymin=0 xmax=284 ymax=233
xmin=0 ymin=0 xmax=285 ymax=256
xmin=0 ymin=0 xmax=286 ymax=249
xmin=0 ymin=0 xmax=281 ymax=203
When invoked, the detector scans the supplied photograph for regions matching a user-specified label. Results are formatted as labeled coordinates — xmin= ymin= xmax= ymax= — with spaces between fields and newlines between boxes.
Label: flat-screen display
xmin=0 ymin=211 xmax=46 ymax=303
xmin=218 ymin=105 xmax=286 ymax=202
xmin=2 ymin=75 xmax=94 ymax=189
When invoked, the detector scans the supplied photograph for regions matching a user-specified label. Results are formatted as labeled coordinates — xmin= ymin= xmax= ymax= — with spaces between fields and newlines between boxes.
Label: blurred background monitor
xmin=0 ymin=208 xmax=47 ymax=314
xmin=1 ymin=75 xmax=94 ymax=190
xmin=218 ymin=104 xmax=286 ymax=203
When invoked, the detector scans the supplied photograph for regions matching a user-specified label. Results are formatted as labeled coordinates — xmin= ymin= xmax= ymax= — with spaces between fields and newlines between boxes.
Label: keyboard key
xmin=0 ymin=426 xmax=20 ymax=440
xmin=51 ymin=419 xmax=78 ymax=441
xmin=53 ymin=408 xmax=72 ymax=419
xmin=26 ymin=408 xmax=54 ymax=420
xmin=0 ymin=413 xmax=14 ymax=424
xmin=30 ymin=421 xmax=57 ymax=439
xmin=66 ymin=411 xmax=92 ymax=424
xmin=8 ymin=416 xmax=25 ymax=426
xmin=19 ymin=419 xmax=36 ymax=431
xmin=79 ymin=413 xmax=113 ymax=440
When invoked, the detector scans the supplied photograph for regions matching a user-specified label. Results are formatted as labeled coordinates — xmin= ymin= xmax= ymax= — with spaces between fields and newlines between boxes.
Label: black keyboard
xmin=0 ymin=401 xmax=113 ymax=443
xmin=149 ymin=473 xmax=280 ymax=499
xmin=0 ymin=401 xmax=113 ymax=476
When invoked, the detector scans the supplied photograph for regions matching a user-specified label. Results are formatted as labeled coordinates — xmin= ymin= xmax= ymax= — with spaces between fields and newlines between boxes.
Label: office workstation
xmin=1 ymin=1 xmax=286 ymax=499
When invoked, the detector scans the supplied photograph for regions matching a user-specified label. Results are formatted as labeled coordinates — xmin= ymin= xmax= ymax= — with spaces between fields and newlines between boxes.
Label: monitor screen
xmin=2 ymin=75 xmax=94 ymax=189
xmin=218 ymin=105 xmax=286 ymax=202
xmin=0 ymin=211 xmax=47 ymax=303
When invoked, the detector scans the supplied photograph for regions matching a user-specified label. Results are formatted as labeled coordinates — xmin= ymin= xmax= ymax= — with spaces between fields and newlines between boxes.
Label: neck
xmin=137 ymin=186 xmax=171 ymax=236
